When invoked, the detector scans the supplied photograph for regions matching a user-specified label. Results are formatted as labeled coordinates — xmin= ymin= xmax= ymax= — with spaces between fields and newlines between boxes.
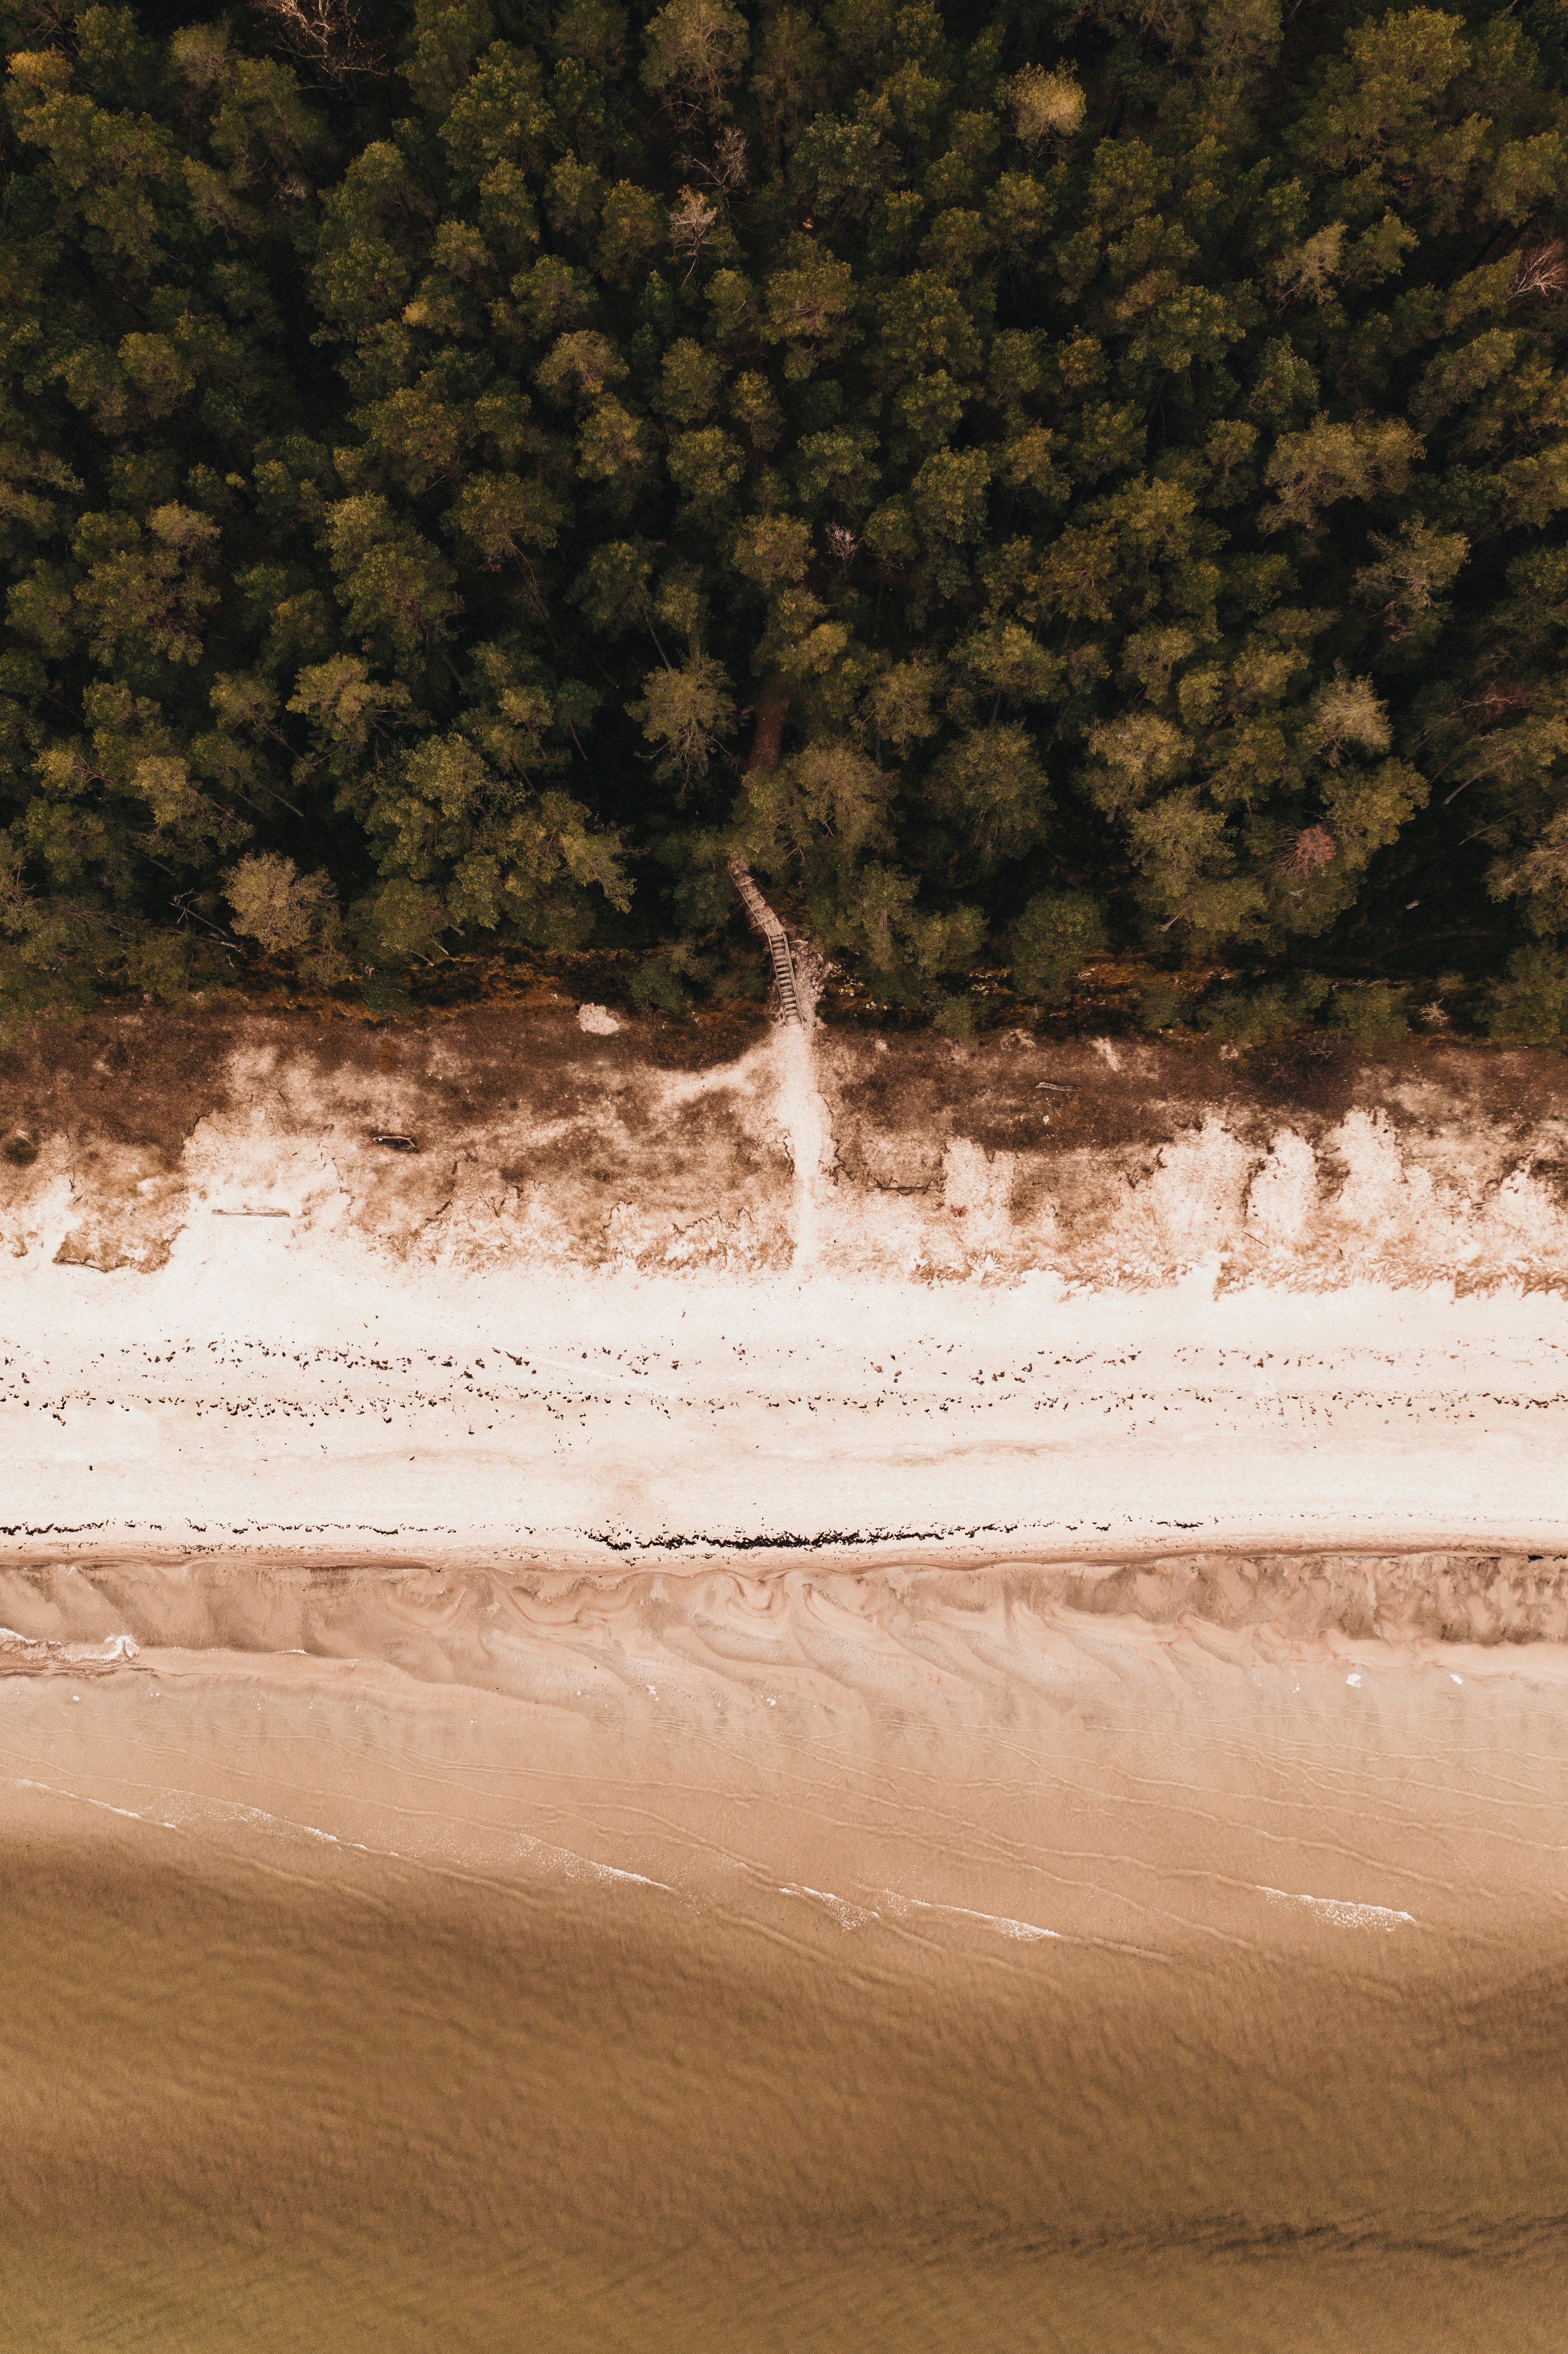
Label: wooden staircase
xmin=727 ymin=861 xmax=804 ymax=1024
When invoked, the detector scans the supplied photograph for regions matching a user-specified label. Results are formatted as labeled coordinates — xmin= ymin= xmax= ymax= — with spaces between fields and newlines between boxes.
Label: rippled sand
xmin=4 ymin=1557 xmax=1568 ymax=2349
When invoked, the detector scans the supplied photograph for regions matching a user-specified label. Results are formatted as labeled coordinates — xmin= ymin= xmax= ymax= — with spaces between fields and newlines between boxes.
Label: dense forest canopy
xmin=5 ymin=0 xmax=1568 ymax=1040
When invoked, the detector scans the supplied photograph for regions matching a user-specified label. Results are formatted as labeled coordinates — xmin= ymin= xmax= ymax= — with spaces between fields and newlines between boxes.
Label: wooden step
xmin=727 ymin=860 xmax=805 ymax=1024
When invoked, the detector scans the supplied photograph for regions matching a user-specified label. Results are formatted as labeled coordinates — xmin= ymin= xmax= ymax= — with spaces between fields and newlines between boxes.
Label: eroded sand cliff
xmin=3 ymin=1005 xmax=1568 ymax=1286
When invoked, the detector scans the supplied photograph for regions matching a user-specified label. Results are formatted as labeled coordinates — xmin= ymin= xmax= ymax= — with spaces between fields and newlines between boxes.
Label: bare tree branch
xmin=249 ymin=0 xmax=387 ymax=83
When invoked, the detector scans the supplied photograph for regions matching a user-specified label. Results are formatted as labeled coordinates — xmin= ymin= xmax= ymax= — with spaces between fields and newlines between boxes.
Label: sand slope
xmin=0 ymin=1008 xmax=1564 ymax=1558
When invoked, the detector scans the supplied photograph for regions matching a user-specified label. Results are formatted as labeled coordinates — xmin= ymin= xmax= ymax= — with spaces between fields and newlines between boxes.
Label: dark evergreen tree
xmin=3 ymin=0 xmax=1568 ymax=1039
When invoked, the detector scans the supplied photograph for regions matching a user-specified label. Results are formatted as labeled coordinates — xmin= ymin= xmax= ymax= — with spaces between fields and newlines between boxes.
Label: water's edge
xmin=8 ymin=1549 xmax=1568 ymax=1706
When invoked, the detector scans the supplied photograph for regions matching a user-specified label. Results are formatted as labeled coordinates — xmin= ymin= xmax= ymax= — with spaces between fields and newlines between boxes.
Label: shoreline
xmin=10 ymin=1551 xmax=1568 ymax=1712
xmin=3 ymin=1526 xmax=1568 ymax=1569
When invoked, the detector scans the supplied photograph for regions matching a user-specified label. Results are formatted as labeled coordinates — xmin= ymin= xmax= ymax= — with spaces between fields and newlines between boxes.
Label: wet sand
xmin=5 ymin=1560 xmax=1568 ymax=2350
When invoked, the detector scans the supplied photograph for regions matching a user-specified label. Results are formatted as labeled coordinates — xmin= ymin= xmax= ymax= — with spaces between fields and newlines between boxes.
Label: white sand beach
xmin=0 ymin=1009 xmax=1564 ymax=1560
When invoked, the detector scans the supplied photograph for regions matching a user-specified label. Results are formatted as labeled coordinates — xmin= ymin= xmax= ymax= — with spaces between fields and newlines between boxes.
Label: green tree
xmin=1 ymin=0 xmax=1567 ymax=1030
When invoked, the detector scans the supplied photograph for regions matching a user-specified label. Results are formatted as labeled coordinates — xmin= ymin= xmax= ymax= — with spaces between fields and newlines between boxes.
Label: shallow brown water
xmin=3 ymin=1559 xmax=1568 ymax=2350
